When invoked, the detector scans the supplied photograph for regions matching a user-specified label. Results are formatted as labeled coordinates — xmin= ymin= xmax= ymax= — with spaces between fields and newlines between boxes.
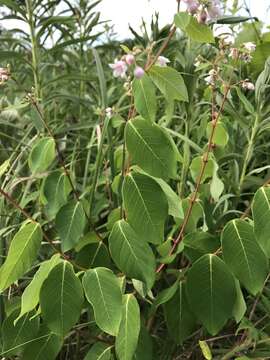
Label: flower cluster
xmin=109 ymin=53 xmax=170 ymax=80
xmin=183 ymin=0 xmax=222 ymax=23
xmin=229 ymin=42 xmax=256 ymax=63
xmin=0 ymin=67 xmax=10 ymax=85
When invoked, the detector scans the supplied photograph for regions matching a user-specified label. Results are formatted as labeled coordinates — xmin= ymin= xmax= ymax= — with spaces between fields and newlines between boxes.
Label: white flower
xmin=204 ymin=69 xmax=217 ymax=85
xmin=213 ymin=25 xmax=234 ymax=45
xmin=157 ymin=56 xmax=170 ymax=67
xmin=242 ymin=80 xmax=255 ymax=91
xmin=109 ymin=59 xmax=128 ymax=78
xmin=0 ymin=67 xmax=10 ymax=84
xmin=105 ymin=107 xmax=113 ymax=118
xmin=243 ymin=42 xmax=256 ymax=52
xmin=207 ymin=0 xmax=223 ymax=19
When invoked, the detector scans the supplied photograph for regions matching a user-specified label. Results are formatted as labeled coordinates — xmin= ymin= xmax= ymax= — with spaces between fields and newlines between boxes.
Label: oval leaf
xmin=186 ymin=254 xmax=236 ymax=335
xmin=0 ymin=222 xmax=42 ymax=292
xmin=55 ymin=200 xmax=86 ymax=252
xmin=109 ymin=220 xmax=156 ymax=290
xmin=221 ymin=219 xmax=268 ymax=295
xmin=132 ymin=74 xmax=156 ymax=122
xmin=115 ymin=294 xmax=140 ymax=360
xmin=148 ymin=65 xmax=188 ymax=101
xmin=125 ymin=117 xmax=178 ymax=180
xmin=40 ymin=261 xmax=84 ymax=337
xmin=252 ymin=186 xmax=270 ymax=257
xmin=28 ymin=137 xmax=55 ymax=173
xmin=82 ymin=267 xmax=122 ymax=336
xmin=123 ymin=172 xmax=168 ymax=244
xmin=84 ymin=342 xmax=112 ymax=360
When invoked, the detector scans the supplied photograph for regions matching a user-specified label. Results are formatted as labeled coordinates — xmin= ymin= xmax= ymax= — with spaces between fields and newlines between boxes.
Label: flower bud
xmin=134 ymin=66 xmax=145 ymax=79
xmin=126 ymin=54 xmax=135 ymax=65
xmin=197 ymin=10 xmax=207 ymax=24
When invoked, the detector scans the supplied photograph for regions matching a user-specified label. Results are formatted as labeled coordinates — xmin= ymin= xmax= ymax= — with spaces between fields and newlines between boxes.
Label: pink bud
xmin=134 ymin=66 xmax=145 ymax=79
xmin=197 ymin=10 xmax=207 ymax=24
xmin=126 ymin=54 xmax=135 ymax=65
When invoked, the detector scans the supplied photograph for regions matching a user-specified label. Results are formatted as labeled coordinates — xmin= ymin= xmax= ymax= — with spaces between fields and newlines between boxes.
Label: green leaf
xmin=115 ymin=294 xmax=140 ymax=360
xmin=0 ymin=222 xmax=42 ymax=292
xmin=1 ymin=310 xmax=39 ymax=357
xmin=235 ymin=88 xmax=255 ymax=114
xmin=75 ymin=243 xmax=111 ymax=269
xmin=133 ymin=326 xmax=153 ymax=360
xmin=183 ymin=232 xmax=220 ymax=263
xmin=221 ymin=219 xmax=268 ymax=295
xmin=190 ymin=156 xmax=215 ymax=183
xmin=22 ymin=325 xmax=62 ymax=360
xmin=123 ymin=172 xmax=168 ymax=244
xmin=84 ymin=342 xmax=112 ymax=360
xmin=55 ymin=200 xmax=86 ymax=252
xmin=186 ymin=254 xmax=236 ymax=335
xmin=132 ymin=74 xmax=156 ymax=122
xmin=28 ymin=137 xmax=55 ymax=174
xmin=148 ymin=65 xmax=188 ymax=101
xmin=232 ymin=279 xmax=247 ymax=323
xmin=210 ymin=161 xmax=224 ymax=202
xmin=174 ymin=13 xmax=214 ymax=43
xmin=17 ymin=254 xmax=61 ymax=322
xmin=150 ymin=280 xmax=179 ymax=316
xmin=199 ymin=340 xmax=212 ymax=360
xmin=43 ymin=171 xmax=71 ymax=220
xmin=164 ymin=281 xmax=196 ymax=344
xmin=109 ymin=220 xmax=156 ymax=290
xmin=40 ymin=261 xmax=84 ymax=337
xmin=134 ymin=168 xmax=183 ymax=218
xmin=206 ymin=122 xmax=229 ymax=147
xmin=82 ymin=267 xmax=122 ymax=336
xmin=252 ymin=186 xmax=270 ymax=257
xmin=125 ymin=117 xmax=178 ymax=180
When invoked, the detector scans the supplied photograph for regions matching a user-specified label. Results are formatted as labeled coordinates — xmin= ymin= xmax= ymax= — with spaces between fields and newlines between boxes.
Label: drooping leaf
xmin=109 ymin=220 xmax=156 ymax=290
xmin=1 ymin=310 xmax=39 ymax=357
xmin=123 ymin=172 xmax=168 ymax=244
xmin=186 ymin=254 xmax=236 ymax=335
xmin=174 ymin=12 xmax=214 ymax=43
xmin=164 ymin=281 xmax=196 ymax=344
xmin=0 ymin=222 xmax=42 ymax=292
xmin=252 ymin=186 xmax=270 ymax=257
xmin=150 ymin=280 xmax=179 ymax=316
xmin=148 ymin=65 xmax=188 ymax=102
xmin=42 ymin=171 xmax=71 ymax=220
xmin=82 ymin=267 xmax=122 ymax=336
xmin=40 ymin=261 xmax=84 ymax=337
xmin=132 ymin=74 xmax=156 ymax=122
xmin=221 ymin=219 xmax=268 ymax=295
xmin=115 ymin=294 xmax=140 ymax=360
xmin=22 ymin=325 xmax=62 ymax=360
xmin=125 ymin=117 xmax=178 ymax=180
xmin=55 ymin=200 xmax=86 ymax=252
xmin=232 ymin=279 xmax=247 ymax=323
xmin=84 ymin=342 xmax=112 ymax=360
xmin=133 ymin=326 xmax=153 ymax=360
xmin=28 ymin=137 xmax=55 ymax=174
xmin=17 ymin=254 xmax=61 ymax=322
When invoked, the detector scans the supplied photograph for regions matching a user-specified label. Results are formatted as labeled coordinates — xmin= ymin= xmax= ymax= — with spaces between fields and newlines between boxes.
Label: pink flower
xmin=157 ymin=56 xmax=170 ymax=67
xmin=109 ymin=59 xmax=128 ymax=78
xmin=229 ymin=48 xmax=239 ymax=60
xmin=207 ymin=0 xmax=222 ymax=19
xmin=184 ymin=0 xmax=199 ymax=14
xmin=134 ymin=66 xmax=145 ymax=79
xmin=125 ymin=54 xmax=135 ymax=65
